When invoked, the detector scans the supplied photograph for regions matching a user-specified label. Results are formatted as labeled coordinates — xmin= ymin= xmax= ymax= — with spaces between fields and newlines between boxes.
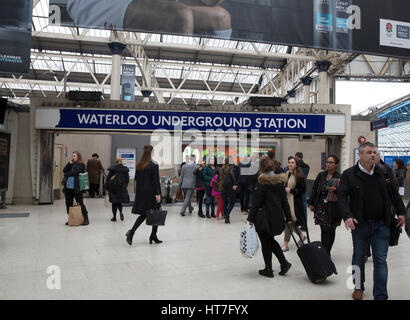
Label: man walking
xmin=338 ymin=142 xmax=406 ymax=300
xmin=238 ymin=155 xmax=252 ymax=214
xmin=179 ymin=155 xmax=199 ymax=216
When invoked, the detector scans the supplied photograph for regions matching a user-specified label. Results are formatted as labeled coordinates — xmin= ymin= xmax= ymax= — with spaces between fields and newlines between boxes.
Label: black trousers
xmin=112 ymin=203 xmax=123 ymax=217
xmin=130 ymin=214 xmax=158 ymax=236
xmin=239 ymin=183 xmax=250 ymax=211
xmin=64 ymin=189 xmax=88 ymax=217
xmin=258 ymin=232 xmax=288 ymax=270
xmin=89 ymin=183 xmax=99 ymax=197
xmin=320 ymin=225 xmax=336 ymax=255
xmin=196 ymin=189 xmax=205 ymax=213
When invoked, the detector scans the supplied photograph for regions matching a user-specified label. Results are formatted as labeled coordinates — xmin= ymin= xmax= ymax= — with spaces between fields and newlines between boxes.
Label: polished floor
xmin=0 ymin=198 xmax=409 ymax=300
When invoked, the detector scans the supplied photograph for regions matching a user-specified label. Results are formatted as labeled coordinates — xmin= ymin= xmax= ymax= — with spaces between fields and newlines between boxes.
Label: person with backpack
xmin=105 ymin=158 xmax=130 ymax=222
xmin=219 ymin=156 xmax=238 ymax=224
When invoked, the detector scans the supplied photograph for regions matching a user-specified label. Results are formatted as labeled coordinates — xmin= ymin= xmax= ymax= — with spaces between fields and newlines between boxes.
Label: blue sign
xmin=384 ymin=156 xmax=410 ymax=169
xmin=55 ymin=109 xmax=327 ymax=134
xmin=370 ymin=118 xmax=388 ymax=131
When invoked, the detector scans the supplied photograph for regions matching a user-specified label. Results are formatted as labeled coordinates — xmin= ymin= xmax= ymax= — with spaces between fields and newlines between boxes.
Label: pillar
xmin=315 ymin=61 xmax=331 ymax=104
xmin=108 ymin=42 xmax=126 ymax=101
xmin=301 ymin=76 xmax=312 ymax=104
xmin=287 ymin=90 xmax=296 ymax=104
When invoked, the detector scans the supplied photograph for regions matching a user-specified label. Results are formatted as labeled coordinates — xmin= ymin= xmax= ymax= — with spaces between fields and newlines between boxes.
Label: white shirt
xmin=358 ymin=161 xmax=375 ymax=176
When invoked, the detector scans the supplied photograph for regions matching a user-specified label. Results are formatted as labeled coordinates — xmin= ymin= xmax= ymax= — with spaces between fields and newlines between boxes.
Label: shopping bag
xmin=175 ymin=188 xmax=184 ymax=202
xmin=146 ymin=205 xmax=168 ymax=226
xmin=240 ymin=222 xmax=259 ymax=258
xmin=79 ymin=172 xmax=90 ymax=191
xmin=68 ymin=204 xmax=84 ymax=226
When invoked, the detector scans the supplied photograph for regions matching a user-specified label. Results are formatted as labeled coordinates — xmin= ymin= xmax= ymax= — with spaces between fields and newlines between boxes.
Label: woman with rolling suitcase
xmin=247 ymin=158 xmax=293 ymax=278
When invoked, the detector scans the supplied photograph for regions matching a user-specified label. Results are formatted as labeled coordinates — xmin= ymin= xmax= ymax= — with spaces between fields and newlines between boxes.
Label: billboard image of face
xmin=49 ymin=0 xmax=410 ymax=59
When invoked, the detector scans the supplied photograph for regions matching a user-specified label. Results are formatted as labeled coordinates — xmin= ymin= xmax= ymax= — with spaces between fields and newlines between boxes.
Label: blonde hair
xmin=115 ymin=157 xmax=123 ymax=164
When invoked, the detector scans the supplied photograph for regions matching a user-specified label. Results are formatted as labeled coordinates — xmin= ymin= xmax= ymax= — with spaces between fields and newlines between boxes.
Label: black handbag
xmin=146 ymin=204 xmax=167 ymax=226
xmin=389 ymin=217 xmax=402 ymax=246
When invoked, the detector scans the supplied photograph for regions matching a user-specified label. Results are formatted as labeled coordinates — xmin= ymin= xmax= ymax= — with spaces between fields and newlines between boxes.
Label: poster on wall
xmin=49 ymin=0 xmax=410 ymax=59
xmin=121 ymin=64 xmax=136 ymax=102
xmin=0 ymin=0 xmax=33 ymax=74
xmin=116 ymin=148 xmax=136 ymax=179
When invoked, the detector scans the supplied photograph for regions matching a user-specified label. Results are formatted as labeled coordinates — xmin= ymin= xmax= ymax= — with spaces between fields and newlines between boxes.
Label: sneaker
xmin=279 ymin=262 xmax=292 ymax=276
xmin=352 ymin=289 xmax=363 ymax=300
xmin=258 ymin=268 xmax=274 ymax=278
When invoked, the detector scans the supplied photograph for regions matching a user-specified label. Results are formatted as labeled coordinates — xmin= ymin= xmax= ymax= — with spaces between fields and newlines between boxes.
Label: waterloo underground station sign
xmin=35 ymin=108 xmax=346 ymax=135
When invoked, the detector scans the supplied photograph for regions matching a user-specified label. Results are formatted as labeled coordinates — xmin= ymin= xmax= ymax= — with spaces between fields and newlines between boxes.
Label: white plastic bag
xmin=240 ymin=222 xmax=259 ymax=258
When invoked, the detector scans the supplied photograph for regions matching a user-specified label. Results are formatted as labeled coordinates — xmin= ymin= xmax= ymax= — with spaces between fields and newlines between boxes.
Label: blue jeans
xmin=205 ymin=185 xmax=215 ymax=214
xmin=221 ymin=191 xmax=235 ymax=218
xmin=351 ymin=221 xmax=390 ymax=300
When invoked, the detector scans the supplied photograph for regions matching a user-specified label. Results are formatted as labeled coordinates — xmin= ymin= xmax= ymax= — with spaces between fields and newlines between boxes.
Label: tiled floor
xmin=0 ymin=198 xmax=409 ymax=300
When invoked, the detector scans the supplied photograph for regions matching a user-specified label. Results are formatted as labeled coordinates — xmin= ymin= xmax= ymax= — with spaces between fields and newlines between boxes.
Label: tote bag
xmin=146 ymin=204 xmax=168 ymax=226
xmin=240 ymin=222 xmax=259 ymax=258
xmin=79 ymin=172 xmax=90 ymax=191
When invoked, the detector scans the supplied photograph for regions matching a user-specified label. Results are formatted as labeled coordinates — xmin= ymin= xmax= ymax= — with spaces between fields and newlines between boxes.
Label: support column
xmin=39 ymin=131 xmax=54 ymax=204
xmin=301 ymin=76 xmax=312 ymax=104
xmin=287 ymin=90 xmax=296 ymax=104
xmin=108 ymin=42 xmax=126 ymax=101
xmin=315 ymin=61 xmax=331 ymax=104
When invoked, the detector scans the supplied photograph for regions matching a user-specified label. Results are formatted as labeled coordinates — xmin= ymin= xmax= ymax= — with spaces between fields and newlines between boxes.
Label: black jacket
xmin=285 ymin=172 xmax=306 ymax=227
xmin=338 ymin=164 xmax=406 ymax=227
xmin=63 ymin=162 xmax=86 ymax=194
xmin=194 ymin=166 xmax=205 ymax=189
xmin=308 ymin=171 xmax=342 ymax=208
xmin=106 ymin=164 xmax=130 ymax=204
xmin=395 ymin=168 xmax=406 ymax=187
xmin=248 ymin=173 xmax=292 ymax=236
xmin=220 ymin=165 xmax=238 ymax=199
xmin=131 ymin=161 xmax=161 ymax=215
xmin=297 ymin=160 xmax=310 ymax=179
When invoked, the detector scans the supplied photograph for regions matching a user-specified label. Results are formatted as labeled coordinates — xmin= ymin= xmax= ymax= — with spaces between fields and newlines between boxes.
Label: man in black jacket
xmin=338 ymin=142 xmax=406 ymax=300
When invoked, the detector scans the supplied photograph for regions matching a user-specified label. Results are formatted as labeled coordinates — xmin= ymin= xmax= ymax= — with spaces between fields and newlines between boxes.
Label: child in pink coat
xmin=211 ymin=174 xmax=224 ymax=219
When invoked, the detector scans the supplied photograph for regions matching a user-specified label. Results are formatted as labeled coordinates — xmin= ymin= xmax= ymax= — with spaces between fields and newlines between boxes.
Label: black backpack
xmin=106 ymin=173 xmax=123 ymax=191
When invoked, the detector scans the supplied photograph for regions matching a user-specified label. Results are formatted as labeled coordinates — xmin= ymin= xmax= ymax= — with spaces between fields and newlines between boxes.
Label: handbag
xmin=68 ymin=203 xmax=84 ymax=226
xmin=176 ymin=188 xmax=184 ymax=202
xmin=389 ymin=217 xmax=402 ymax=246
xmin=79 ymin=172 xmax=90 ymax=191
xmin=240 ymin=222 xmax=259 ymax=258
xmin=146 ymin=204 xmax=167 ymax=226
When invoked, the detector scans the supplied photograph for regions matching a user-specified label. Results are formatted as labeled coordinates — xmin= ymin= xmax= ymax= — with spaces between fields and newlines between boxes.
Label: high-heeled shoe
xmin=126 ymin=230 xmax=134 ymax=246
xmin=149 ymin=235 xmax=163 ymax=244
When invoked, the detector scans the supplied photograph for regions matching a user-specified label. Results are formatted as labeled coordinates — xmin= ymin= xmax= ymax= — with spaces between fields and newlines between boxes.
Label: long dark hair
xmin=395 ymin=158 xmax=406 ymax=171
xmin=135 ymin=145 xmax=153 ymax=171
xmin=288 ymin=156 xmax=304 ymax=183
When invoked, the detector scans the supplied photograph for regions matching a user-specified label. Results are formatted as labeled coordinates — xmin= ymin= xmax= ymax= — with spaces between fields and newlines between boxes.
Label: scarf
xmin=286 ymin=171 xmax=296 ymax=222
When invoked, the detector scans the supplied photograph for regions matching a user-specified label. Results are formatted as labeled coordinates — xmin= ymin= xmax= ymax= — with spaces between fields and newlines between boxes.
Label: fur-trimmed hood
xmin=257 ymin=172 xmax=287 ymax=185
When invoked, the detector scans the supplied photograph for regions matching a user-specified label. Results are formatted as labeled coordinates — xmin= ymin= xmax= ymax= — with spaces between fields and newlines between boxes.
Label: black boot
xmin=259 ymin=268 xmax=274 ymax=278
xmin=279 ymin=262 xmax=292 ymax=276
xmin=81 ymin=214 xmax=89 ymax=225
xmin=126 ymin=230 xmax=134 ymax=246
xmin=111 ymin=215 xmax=117 ymax=222
xmin=206 ymin=212 xmax=211 ymax=219
xmin=120 ymin=211 xmax=124 ymax=221
xmin=225 ymin=216 xmax=230 ymax=224
xmin=211 ymin=212 xmax=216 ymax=218
xmin=149 ymin=235 xmax=163 ymax=244
xmin=198 ymin=211 xmax=205 ymax=218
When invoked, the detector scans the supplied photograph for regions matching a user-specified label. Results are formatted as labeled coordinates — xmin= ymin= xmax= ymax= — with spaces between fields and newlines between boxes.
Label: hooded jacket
xmin=247 ymin=172 xmax=292 ymax=236
xmin=106 ymin=164 xmax=130 ymax=204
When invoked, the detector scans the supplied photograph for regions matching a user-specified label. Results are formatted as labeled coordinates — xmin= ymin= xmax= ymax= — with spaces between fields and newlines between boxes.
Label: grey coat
xmin=180 ymin=163 xmax=199 ymax=189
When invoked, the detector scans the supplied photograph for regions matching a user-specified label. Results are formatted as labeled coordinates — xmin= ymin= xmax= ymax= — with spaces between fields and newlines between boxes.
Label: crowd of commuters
xmin=61 ymin=142 xmax=408 ymax=300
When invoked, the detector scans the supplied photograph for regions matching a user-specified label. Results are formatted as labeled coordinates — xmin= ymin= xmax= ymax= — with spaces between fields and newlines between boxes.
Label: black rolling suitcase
xmin=287 ymin=222 xmax=337 ymax=283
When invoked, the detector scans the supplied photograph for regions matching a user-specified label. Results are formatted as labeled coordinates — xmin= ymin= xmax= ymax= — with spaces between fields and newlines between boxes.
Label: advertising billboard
xmin=49 ymin=0 xmax=410 ymax=59
xmin=0 ymin=0 xmax=33 ymax=74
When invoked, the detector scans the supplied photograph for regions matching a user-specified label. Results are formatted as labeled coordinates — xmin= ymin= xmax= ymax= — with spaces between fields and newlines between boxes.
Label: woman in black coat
xmin=394 ymin=158 xmax=407 ymax=188
xmin=105 ymin=158 xmax=130 ymax=222
xmin=62 ymin=151 xmax=89 ymax=225
xmin=126 ymin=145 xmax=162 ymax=246
xmin=308 ymin=155 xmax=342 ymax=255
xmin=248 ymin=158 xmax=293 ymax=278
